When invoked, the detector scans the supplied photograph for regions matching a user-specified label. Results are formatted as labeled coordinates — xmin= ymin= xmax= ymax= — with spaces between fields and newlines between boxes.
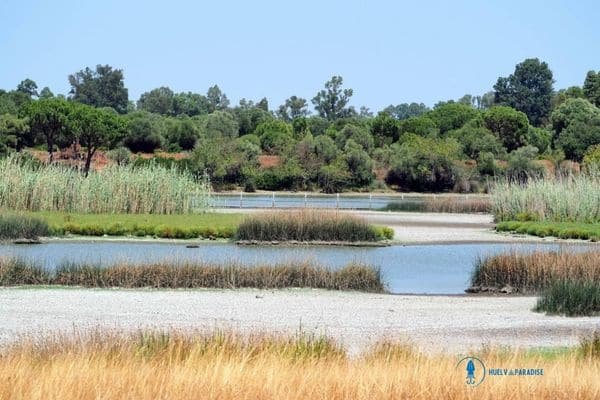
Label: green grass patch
xmin=496 ymin=221 xmax=600 ymax=241
xmin=535 ymin=279 xmax=600 ymax=317
xmin=25 ymin=211 xmax=244 ymax=239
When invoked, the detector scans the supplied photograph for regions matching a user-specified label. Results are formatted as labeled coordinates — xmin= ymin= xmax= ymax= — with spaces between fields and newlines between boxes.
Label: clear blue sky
xmin=1 ymin=0 xmax=599 ymax=112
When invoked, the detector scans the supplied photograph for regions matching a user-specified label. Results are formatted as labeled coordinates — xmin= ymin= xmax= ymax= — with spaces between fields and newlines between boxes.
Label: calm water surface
xmin=0 ymin=242 xmax=595 ymax=294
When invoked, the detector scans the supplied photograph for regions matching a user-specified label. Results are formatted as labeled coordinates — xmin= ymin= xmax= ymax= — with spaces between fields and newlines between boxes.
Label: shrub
xmin=0 ymin=213 xmax=50 ymax=240
xmin=386 ymin=134 xmax=463 ymax=192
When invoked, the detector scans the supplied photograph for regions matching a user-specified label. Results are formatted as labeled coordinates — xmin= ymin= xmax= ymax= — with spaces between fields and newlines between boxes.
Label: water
xmin=209 ymin=193 xmax=486 ymax=210
xmin=1 ymin=242 xmax=594 ymax=294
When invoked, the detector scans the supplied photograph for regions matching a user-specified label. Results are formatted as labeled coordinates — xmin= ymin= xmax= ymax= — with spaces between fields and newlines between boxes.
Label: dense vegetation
xmin=0 ymin=214 xmax=49 ymax=240
xmin=235 ymin=211 xmax=393 ymax=242
xmin=2 ymin=60 xmax=600 ymax=193
xmin=0 ymin=258 xmax=384 ymax=292
xmin=535 ymin=279 xmax=600 ymax=316
xmin=0 ymin=155 xmax=209 ymax=214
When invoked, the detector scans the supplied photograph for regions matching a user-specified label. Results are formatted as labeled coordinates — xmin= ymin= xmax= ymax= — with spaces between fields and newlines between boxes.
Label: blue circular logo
xmin=456 ymin=356 xmax=486 ymax=386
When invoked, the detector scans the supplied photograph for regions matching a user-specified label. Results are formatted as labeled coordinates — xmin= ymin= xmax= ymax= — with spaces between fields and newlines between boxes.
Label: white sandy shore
xmin=1 ymin=288 xmax=598 ymax=354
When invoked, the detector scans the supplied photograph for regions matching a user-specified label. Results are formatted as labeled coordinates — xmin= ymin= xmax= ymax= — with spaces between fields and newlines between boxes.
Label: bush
xmin=0 ymin=214 xmax=50 ymax=240
xmin=386 ymin=134 xmax=462 ymax=192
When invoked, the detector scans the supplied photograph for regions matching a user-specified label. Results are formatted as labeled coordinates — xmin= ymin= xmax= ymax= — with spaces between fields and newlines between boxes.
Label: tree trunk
xmin=84 ymin=147 xmax=95 ymax=177
xmin=47 ymin=135 xmax=54 ymax=163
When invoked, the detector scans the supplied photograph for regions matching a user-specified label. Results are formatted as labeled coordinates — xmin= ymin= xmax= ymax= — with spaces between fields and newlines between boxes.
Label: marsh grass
xmin=0 ymin=213 xmax=50 ymax=240
xmin=0 ymin=258 xmax=385 ymax=292
xmin=535 ymin=280 xmax=600 ymax=316
xmin=0 ymin=154 xmax=210 ymax=214
xmin=235 ymin=210 xmax=392 ymax=242
xmin=2 ymin=330 xmax=600 ymax=400
xmin=381 ymin=196 xmax=491 ymax=213
xmin=496 ymin=221 xmax=600 ymax=241
xmin=471 ymin=251 xmax=600 ymax=293
xmin=491 ymin=172 xmax=600 ymax=223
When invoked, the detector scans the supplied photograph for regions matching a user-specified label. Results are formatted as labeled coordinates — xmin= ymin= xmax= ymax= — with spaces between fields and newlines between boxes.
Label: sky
xmin=1 ymin=0 xmax=599 ymax=112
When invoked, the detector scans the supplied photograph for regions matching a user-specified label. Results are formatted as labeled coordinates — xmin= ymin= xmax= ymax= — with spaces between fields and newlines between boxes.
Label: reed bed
xmin=235 ymin=210 xmax=393 ymax=242
xmin=1 ymin=330 xmax=600 ymax=400
xmin=0 ymin=213 xmax=50 ymax=240
xmin=381 ymin=196 xmax=491 ymax=213
xmin=535 ymin=279 xmax=600 ymax=316
xmin=0 ymin=258 xmax=385 ymax=292
xmin=0 ymin=154 xmax=210 ymax=214
xmin=491 ymin=172 xmax=600 ymax=223
xmin=471 ymin=250 xmax=600 ymax=293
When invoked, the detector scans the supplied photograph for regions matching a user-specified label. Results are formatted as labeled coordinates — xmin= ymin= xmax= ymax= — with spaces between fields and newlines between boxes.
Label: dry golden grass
xmin=472 ymin=250 xmax=600 ymax=292
xmin=1 ymin=331 xmax=599 ymax=400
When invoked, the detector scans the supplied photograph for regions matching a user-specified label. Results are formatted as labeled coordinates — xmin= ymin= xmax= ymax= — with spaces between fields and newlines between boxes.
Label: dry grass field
xmin=0 ymin=331 xmax=599 ymax=400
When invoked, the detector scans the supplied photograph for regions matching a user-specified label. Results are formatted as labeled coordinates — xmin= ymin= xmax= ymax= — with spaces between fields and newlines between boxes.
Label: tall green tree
xmin=483 ymin=106 xmax=530 ymax=152
xmin=206 ymin=85 xmax=230 ymax=112
xmin=551 ymin=98 xmax=600 ymax=161
xmin=69 ymin=104 xmax=124 ymax=175
xmin=0 ymin=114 xmax=29 ymax=154
xmin=493 ymin=58 xmax=554 ymax=126
xmin=583 ymin=70 xmax=600 ymax=107
xmin=22 ymin=98 xmax=73 ymax=162
xmin=312 ymin=76 xmax=354 ymax=121
xmin=137 ymin=87 xmax=175 ymax=115
xmin=383 ymin=103 xmax=429 ymax=120
xmin=68 ymin=64 xmax=129 ymax=113
xmin=277 ymin=96 xmax=309 ymax=121
xmin=16 ymin=79 xmax=39 ymax=98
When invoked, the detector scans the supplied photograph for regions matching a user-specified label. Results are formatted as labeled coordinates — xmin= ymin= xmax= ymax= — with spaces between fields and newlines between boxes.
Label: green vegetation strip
xmin=0 ymin=258 xmax=385 ymax=292
xmin=535 ymin=280 xmax=600 ymax=317
xmin=496 ymin=221 xmax=600 ymax=241
xmin=0 ymin=214 xmax=50 ymax=240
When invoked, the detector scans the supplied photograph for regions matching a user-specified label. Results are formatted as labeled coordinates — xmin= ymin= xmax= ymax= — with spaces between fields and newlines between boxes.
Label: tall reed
xmin=0 ymin=258 xmax=385 ymax=292
xmin=471 ymin=250 xmax=600 ymax=293
xmin=535 ymin=279 xmax=600 ymax=316
xmin=0 ymin=154 xmax=210 ymax=214
xmin=491 ymin=172 xmax=600 ymax=223
xmin=235 ymin=210 xmax=392 ymax=242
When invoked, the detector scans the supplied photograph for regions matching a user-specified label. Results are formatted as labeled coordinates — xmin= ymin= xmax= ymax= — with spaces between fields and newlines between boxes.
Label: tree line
xmin=1 ymin=58 xmax=600 ymax=191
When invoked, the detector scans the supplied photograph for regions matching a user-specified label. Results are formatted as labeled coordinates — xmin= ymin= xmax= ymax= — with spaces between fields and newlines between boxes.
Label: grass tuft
xmin=0 ymin=213 xmax=50 ymax=240
xmin=535 ymin=280 xmax=600 ymax=316
xmin=235 ymin=210 xmax=390 ymax=242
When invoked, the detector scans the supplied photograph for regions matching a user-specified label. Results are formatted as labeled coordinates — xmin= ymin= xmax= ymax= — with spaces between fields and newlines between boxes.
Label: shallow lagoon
xmin=2 ymin=241 xmax=596 ymax=294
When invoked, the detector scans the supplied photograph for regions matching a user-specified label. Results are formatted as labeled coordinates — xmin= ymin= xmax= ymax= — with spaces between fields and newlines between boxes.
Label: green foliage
xmin=535 ymin=280 xmax=600 ymax=316
xmin=336 ymin=124 xmax=374 ymax=152
xmin=483 ymin=106 xmax=530 ymax=151
xmin=398 ymin=115 xmax=438 ymax=137
xmin=551 ymin=98 xmax=600 ymax=161
xmin=583 ymin=70 xmax=600 ymax=107
xmin=494 ymin=58 xmax=554 ymax=126
xmin=386 ymin=134 xmax=463 ymax=192
xmin=343 ymin=139 xmax=374 ymax=187
xmin=383 ymin=103 xmax=429 ymax=120
xmin=371 ymin=112 xmax=400 ymax=146
xmin=164 ymin=115 xmax=199 ymax=151
xmin=428 ymin=102 xmax=479 ymax=135
xmin=202 ymin=110 xmax=239 ymax=138
xmin=68 ymin=64 xmax=129 ymax=113
xmin=496 ymin=221 xmax=600 ymax=241
xmin=0 ymin=214 xmax=50 ymax=240
xmin=255 ymin=120 xmax=294 ymax=154
xmin=448 ymin=119 xmax=505 ymax=159
xmin=21 ymin=98 xmax=73 ymax=161
xmin=137 ymin=87 xmax=175 ymax=115
xmin=506 ymin=146 xmax=544 ymax=182
xmin=312 ymin=76 xmax=354 ymax=121
xmin=0 ymin=154 xmax=209 ymax=214
xmin=0 ymin=114 xmax=29 ymax=154
xmin=123 ymin=111 xmax=165 ymax=152
xmin=528 ymin=126 xmax=552 ymax=154
xmin=277 ymin=96 xmax=309 ymax=121
xmin=583 ymin=144 xmax=600 ymax=170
